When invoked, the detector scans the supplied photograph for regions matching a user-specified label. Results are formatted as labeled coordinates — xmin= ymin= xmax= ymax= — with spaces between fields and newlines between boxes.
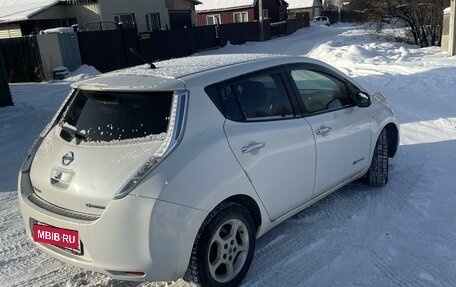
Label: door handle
xmin=241 ymin=143 xmax=265 ymax=154
xmin=316 ymin=127 xmax=332 ymax=135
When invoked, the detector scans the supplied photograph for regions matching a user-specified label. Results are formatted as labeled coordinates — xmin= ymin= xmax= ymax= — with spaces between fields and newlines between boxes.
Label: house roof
xmin=287 ymin=0 xmax=321 ymax=10
xmin=0 ymin=0 xmax=64 ymax=23
xmin=195 ymin=0 xmax=257 ymax=12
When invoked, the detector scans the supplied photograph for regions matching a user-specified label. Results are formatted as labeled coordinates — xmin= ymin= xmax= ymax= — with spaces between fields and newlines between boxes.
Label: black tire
xmin=184 ymin=202 xmax=256 ymax=287
xmin=367 ymin=128 xmax=389 ymax=186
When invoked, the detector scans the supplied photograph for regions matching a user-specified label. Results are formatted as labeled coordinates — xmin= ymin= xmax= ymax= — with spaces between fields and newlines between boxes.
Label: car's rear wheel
xmin=185 ymin=202 xmax=255 ymax=287
xmin=367 ymin=128 xmax=389 ymax=186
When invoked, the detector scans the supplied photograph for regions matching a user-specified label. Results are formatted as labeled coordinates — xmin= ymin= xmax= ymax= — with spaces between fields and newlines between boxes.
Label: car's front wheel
xmin=367 ymin=128 xmax=389 ymax=186
xmin=185 ymin=202 xmax=256 ymax=287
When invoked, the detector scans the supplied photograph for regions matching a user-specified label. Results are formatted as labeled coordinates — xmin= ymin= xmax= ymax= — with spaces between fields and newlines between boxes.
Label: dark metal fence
xmin=77 ymin=17 xmax=310 ymax=73
xmin=0 ymin=52 xmax=13 ymax=107
xmin=219 ymin=22 xmax=260 ymax=45
xmin=322 ymin=10 xmax=364 ymax=24
xmin=139 ymin=22 xmax=257 ymax=62
xmin=0 ymin=36 xmax=44 ymax=83
xmin=77 ymin=22 xmax=141 ymax=73
xmin=270 ymin=21 xmax=287 ymax=38
xmin=139 ymin=29 xmax=193 ymax=61
xmin=0 ymin=13 xmax=310 ymax=83
xmin=194 ymin=25 xmax=219 ymax=50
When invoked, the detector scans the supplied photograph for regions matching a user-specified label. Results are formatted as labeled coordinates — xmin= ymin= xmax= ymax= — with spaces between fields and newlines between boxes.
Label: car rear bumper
xmin=18 ymin=172 xmax=208 ymax=282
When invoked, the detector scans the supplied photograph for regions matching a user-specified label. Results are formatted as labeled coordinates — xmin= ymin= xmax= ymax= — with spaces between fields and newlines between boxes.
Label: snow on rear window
xmin=60 ymin=90 xmax=172 ymax=143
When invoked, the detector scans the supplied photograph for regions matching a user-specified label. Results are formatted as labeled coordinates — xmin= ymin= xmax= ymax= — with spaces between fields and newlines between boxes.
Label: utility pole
xmin=259 ymin=0 xmax=264 ymax=41
xmin=450 ymin=0 xmax=456 ymax=56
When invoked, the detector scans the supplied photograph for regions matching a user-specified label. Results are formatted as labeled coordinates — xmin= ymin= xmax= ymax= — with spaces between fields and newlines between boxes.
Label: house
xmin=0 ymin=0 xmax=201 ymax=39
xmin=287 ymin=0 xmax=322 ymax=18
xmin=0 ymin=0 xmax=77 ymax=38
xmin=195 ymin=0 xmax=288 ymax=26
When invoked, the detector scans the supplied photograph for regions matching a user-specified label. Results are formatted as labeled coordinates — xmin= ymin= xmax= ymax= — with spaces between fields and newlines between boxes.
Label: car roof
xmin=111 ymin=54 xmax=283 ymax=79
xmin=71 ymin=54 xmax=356 ymax=92
xmin=71 ymin=54 xmax=283 ymax=91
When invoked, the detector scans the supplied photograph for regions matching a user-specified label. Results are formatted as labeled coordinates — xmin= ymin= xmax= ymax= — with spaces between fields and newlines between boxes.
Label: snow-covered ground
xmin=1 ymin=23 xmax=456 ymax=286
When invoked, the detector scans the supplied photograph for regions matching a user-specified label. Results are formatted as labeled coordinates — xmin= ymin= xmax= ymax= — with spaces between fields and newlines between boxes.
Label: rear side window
xmin=61 ymin=90 xmax=172 ymax=143
xmin=219 ymin=74 xmax=294 ymax=121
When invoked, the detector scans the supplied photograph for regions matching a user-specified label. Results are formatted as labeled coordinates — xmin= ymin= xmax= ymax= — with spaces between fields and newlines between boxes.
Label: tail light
xmin=113 ymin=90 xmax=188 ymax=199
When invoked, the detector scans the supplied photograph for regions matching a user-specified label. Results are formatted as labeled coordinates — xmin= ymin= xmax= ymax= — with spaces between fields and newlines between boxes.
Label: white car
xmin=18 ymin=54 xmax=399 ymax=287
xmin=313 ymin=16 xmax=331 ymax=26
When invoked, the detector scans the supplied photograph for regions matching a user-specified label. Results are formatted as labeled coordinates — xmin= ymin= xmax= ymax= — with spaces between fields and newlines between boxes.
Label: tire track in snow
xmin=242 ymin=184 xmax=384 ymax=287
xmin=362 ymin=146 xmax=456 ymax=287
xmin=0 ymin=193 xmax=55 ymax=287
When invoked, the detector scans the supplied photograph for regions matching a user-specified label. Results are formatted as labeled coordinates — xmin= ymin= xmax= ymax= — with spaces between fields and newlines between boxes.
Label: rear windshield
xmin=60 ymin=90 xmax=173 ymax=143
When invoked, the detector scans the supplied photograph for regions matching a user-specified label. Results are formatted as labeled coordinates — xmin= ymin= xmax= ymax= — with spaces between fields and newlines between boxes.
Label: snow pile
xmin=1 ymin=24 xmax=456 ymax=287
xmin=307 ymin=29 xmax=418 ymax=65
xmin=64 ymin=65 xmax=100 ymax=82
xmin=42 ymin=27 xmax=75 ymax=34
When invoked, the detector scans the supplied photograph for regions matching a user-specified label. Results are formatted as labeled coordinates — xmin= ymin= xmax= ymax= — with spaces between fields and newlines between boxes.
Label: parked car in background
xmin=18 ymin=54 xmax=399 ymax=287
xmin=313 ymin=16 xmax=331 ymax=26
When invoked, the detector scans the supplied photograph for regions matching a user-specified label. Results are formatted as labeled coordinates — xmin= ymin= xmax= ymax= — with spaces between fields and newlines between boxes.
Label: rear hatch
xmin=30 ymin=83 xmax=180 ymax=215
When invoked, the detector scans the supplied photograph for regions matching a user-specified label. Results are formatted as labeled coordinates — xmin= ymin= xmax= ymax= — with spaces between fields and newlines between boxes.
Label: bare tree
xmin=348 ymin=0 xmax=449 ymax=47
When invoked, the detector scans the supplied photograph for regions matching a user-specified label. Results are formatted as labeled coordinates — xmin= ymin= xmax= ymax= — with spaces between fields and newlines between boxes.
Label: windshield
xmin=60 ymin=90 xmax=173 ymax=143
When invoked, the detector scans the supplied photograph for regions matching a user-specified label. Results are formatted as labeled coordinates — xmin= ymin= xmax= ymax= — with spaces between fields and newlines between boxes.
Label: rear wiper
xmin=61 ymin=122 xmax=87 ymax=140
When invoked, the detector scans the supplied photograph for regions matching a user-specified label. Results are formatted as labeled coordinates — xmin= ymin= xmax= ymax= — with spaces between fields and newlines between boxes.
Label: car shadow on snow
xmin=240 ymin=139 xmax=456 ymax=287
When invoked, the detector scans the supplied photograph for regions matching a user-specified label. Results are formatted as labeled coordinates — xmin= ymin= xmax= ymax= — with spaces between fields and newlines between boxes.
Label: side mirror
xmin=355 ymin=92 xmax=371 ymax=107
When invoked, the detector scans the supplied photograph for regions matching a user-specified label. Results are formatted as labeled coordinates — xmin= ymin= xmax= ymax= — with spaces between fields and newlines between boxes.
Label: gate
xmin=77 ymin=22 xmax=141 ymax=73
xmin=139 ymin=25 xmax=218 ymax=62
xmin=219 ymin=22 xmax=260 ymax=45
xmin=0 ymin=36 xmax=44 ymax=83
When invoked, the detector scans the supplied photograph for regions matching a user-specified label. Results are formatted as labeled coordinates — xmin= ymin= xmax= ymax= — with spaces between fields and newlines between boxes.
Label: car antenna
xmin=129 ymin=48 xmax=156 ymax=69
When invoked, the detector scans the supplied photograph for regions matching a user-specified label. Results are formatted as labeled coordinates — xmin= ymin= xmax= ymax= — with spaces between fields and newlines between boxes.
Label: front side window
xmin=207 ymin=14 xmax=221 ymax=25
xmin=114 ymin=13 xmax=136 ymax=25
xmin=233 ymin=12 xmax=249 ymax=23
xmin=146 ymin=13 xmax=161 ymax=31
xmin=60 ymin=90 xmax=172 ymax=143
xmin=219 ymin=74 xmax=294 ymax=121
xmin=289 ymin=69 xmax=352 ymax=114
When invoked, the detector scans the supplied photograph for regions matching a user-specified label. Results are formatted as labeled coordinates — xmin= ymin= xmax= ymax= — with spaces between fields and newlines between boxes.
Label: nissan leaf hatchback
xmin=18 ymin=54 xmax=399 ymax=287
